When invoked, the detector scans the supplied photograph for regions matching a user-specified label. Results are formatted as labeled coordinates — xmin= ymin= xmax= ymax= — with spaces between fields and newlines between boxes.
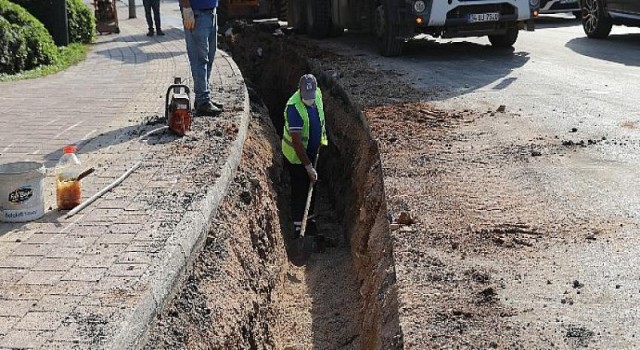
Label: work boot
xmin=157 ymin=29 xmax=165 ymax=36
xmin=146 ymin=29 xmax=154 ymax=36
xmin=211 ymin=100 xmax=224 ymax=109
xmin=196 ymin=101 xmax=222 ymax=116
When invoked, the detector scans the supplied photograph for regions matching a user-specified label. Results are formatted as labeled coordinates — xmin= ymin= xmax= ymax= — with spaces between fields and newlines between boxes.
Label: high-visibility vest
xmin=282 ymin=89 xmax=328 ymax=164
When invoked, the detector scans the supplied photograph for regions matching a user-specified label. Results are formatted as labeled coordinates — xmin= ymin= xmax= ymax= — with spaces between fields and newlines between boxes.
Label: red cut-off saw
xmin=165 ymin=77 xmax=192 ymax=136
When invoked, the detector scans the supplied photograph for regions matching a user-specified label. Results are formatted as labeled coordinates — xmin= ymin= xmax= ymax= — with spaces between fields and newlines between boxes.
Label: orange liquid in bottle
xmin=57 ymin=179 xmax=81 ymax=210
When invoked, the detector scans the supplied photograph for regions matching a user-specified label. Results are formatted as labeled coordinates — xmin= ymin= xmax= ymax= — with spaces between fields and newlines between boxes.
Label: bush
xmin=0 ymin=0 xmax=57 ymax=74
xmin=10 ymin=0 xmax=95 ymax=44
xmin=0 ymin=18 xmax=28 ymax=74
xmin=66 ymin=0 xmax=95 ymax=43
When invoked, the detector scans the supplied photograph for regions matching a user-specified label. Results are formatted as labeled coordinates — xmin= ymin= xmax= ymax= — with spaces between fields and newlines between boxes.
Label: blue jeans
xmin=184 ymin=8 xmax=217 ymax=107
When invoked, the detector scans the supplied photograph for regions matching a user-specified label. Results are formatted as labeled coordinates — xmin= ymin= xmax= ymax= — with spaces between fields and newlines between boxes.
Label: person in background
xmin=179 ymin=0 xmax=224 ymax=116
xmin=143 ymin=0 xmax=164 ymax=36
xmin=282 ymin=74 xmax=328 ymax=240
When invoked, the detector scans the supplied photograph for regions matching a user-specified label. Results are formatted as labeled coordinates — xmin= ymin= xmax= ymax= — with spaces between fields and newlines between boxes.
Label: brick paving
xmin=0 ymin=1 xmax=249 ymax=349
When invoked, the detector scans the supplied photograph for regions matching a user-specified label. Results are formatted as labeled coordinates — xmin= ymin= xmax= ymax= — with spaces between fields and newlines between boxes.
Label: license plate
xmin=468 ymin=12 xmax=500 ymax=23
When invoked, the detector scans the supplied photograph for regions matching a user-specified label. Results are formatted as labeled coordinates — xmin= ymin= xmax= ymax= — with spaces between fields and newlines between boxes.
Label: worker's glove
xmin=182 ymin=7 xmax=195 ymax=30
xmin=305 ymin=163 xmax=318 ymax=183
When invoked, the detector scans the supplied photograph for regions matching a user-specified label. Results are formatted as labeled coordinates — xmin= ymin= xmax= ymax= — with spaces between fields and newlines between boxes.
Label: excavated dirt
xmin=143 ymin=103 xmax=287 ymax=349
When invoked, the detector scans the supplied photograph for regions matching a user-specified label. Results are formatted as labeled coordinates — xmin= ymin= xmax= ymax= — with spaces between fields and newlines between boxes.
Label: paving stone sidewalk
xmin=0 ymin=2 xmax=249 ymax=349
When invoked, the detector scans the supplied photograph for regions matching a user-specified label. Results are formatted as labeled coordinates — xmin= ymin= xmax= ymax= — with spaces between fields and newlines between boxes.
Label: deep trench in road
xmin=142 ymin=22 xmax=402 ymax=349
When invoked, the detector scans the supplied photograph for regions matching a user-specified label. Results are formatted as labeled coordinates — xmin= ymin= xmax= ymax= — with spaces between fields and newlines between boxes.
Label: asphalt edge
xmin=106 ymin=50 xmax=251 ymax=350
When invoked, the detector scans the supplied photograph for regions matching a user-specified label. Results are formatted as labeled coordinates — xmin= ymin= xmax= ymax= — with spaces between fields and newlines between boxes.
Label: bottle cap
xmin=63 ymin=145 xmax=77 ymax=154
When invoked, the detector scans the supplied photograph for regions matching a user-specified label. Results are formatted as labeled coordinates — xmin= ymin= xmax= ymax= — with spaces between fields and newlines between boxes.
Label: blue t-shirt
xmin=187 ymin=0 xmax=217 ymax=10
xmin=287 ymin=104 xmax=321 ymax=160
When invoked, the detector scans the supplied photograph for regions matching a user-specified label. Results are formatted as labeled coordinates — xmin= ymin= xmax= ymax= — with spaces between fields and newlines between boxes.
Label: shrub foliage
xmin=11 ymin=0 xmax=95 ymax=44
xmin=0 ymin=0 xmax=57 ymax=74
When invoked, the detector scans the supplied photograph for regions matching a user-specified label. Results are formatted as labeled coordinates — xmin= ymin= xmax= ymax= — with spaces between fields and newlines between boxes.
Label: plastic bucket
xmin=0 ymin=162 xmax=46 ymax=222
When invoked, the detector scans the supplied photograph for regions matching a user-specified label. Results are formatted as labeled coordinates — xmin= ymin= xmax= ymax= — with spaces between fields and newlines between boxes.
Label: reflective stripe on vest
xmin=282 ymin=89 xmax=328 ymax=164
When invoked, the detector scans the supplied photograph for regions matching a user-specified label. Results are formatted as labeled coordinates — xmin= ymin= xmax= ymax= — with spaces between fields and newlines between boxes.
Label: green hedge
xmin=0 ymin=0 xmax=57 ymax=74
xmin=10 ymin=0 xmax=95 ymax=44
xmin=66 ymin=0 xmax=95 ymax=43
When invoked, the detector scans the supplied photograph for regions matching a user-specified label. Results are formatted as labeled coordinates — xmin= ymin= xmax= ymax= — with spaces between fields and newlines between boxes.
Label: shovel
xmin=289 ymin=152 xmax=320 ymax=267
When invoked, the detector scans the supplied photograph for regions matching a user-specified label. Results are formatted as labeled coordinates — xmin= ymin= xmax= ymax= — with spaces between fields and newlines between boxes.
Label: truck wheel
xmin=582 ymin=0 xmax=612 ymax=38
xmin=374 ymin=3 xmax=403 ymax=56
xmin=305 ymin=0 xmax=331 ymax=38
xmin=488 ymin=27 xmax=519 ymax=48
xmin=288 ymin=0 xmax=307 ymax=33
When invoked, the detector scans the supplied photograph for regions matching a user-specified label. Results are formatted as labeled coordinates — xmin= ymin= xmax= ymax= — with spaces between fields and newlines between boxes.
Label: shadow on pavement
xmin=41 ymin=119 xmax=178 ymax=168
xmin=324 ymin=32 xmax=530 ymax=101
xmin=403 ymin=39 xmax=531 ymax=100
xmin=535 ymin=15 xmax=581 ymax=30
xmin=566 ymin=33 xmax=640 ymax=67
xmin=0 ymin=210 xmax=67 ymax=237
xmin=93 ymin=27 xmax=186 ymax=64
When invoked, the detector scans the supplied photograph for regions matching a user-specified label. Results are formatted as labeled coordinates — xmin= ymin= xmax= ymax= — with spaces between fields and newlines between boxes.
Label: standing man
xmin=282 ymin=74 xmax=328 ymax=239
xmin=180 ymin=0 xmax=223 ymax=116
xmin=143 ymin=0 xmax=164 ymax=36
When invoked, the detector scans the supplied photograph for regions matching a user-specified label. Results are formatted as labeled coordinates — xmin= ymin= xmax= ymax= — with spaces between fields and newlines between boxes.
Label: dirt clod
xmin=396 ymin=211 xmax=415 ymax=225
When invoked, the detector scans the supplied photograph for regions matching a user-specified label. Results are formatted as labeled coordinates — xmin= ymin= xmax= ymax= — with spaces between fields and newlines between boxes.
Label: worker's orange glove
xmin=182 ymin=7 xmax=195 ymax=30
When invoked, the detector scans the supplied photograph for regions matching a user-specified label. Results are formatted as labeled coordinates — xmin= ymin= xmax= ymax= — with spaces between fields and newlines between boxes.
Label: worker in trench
xmin=282 ymin=74 xmax=329 ymax=247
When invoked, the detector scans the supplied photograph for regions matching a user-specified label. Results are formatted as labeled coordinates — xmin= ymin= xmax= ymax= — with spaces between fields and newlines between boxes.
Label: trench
xmin=142 ymin=22 xmax=402 ymax=349
xmin=224 ymin=22 xmax=403 ymax=349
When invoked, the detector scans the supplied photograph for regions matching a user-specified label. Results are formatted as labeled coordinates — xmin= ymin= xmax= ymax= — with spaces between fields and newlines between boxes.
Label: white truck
xmin=288 ymin=0 xmax=539 ymax=56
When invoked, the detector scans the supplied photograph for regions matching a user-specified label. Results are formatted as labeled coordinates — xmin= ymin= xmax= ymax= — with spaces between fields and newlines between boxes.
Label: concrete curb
xmin=106 ymin=51 xmax=251 ymax=350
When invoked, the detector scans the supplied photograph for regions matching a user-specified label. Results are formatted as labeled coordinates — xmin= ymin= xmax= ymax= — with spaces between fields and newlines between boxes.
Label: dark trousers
xmin=286 ymin=158 xmax=316 ymax=225
xmin=143 ymin=0 xmax=161 ymax=31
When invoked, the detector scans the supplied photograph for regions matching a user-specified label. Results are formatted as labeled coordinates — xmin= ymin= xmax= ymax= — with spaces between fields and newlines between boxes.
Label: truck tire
xmin=288 ymin=0 xmax=307 ymax=33
xmin=582 ymin=0 xmax=612 ymax=38
xmin=488 ymin=27 xmax=519 ymax=48
xmin=305 ymin=0 xmax=331 ymax=38
xmin=375 ymin=2 xmax=403 ymax=56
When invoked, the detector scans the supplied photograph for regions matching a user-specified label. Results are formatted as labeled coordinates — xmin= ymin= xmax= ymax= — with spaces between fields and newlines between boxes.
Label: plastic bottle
xmin=56 ymin=145 xmax=82 ymax=210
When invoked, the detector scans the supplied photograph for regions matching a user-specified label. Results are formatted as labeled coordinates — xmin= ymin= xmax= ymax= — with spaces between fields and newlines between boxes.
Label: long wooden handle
xmin=299 ymin=152 xmax=320 ymax=238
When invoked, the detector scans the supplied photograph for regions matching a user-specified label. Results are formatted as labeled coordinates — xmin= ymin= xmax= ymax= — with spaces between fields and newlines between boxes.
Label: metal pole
xmin=128 ymin=0 xmax=136 ymax=18
xmin=52 ymin=0 xmax=70 ymax=46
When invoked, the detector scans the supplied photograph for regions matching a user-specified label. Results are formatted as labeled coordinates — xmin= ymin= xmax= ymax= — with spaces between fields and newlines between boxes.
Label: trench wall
xmin=226 ymin=25 xmax=404 ymax=349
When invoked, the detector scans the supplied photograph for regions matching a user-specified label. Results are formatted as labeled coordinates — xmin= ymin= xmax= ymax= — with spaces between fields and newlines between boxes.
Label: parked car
xmin=580 ymin=0 xmax=640 ymax=38
xmin=540 ymin=0 xmax=581 ymax=17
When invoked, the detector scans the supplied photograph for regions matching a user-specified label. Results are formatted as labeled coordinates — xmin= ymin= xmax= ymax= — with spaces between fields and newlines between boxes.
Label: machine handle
xmin=165 ymin=84 xmax=192 ymax=120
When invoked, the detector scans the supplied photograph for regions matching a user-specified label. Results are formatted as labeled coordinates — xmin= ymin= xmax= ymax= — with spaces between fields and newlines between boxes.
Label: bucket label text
xmin=8 ymin=186 xmax=33 ymax=204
